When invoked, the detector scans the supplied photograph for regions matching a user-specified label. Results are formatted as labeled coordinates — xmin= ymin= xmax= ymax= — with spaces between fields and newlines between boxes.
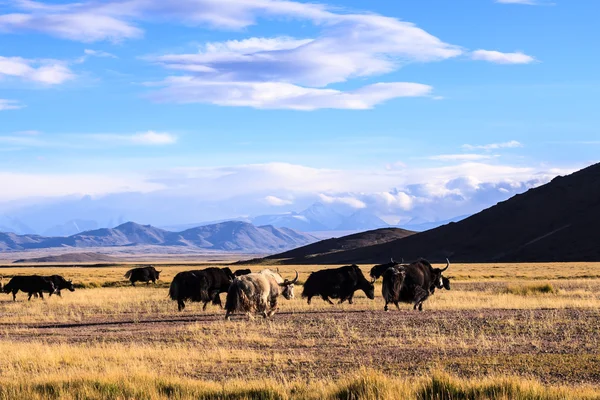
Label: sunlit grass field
xmin=0 ymin=262 xmax=599 ymax=399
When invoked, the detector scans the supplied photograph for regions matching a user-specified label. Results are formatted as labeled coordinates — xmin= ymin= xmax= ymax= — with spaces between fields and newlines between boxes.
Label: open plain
xmin=0 ymin=262 xmax=599 ymax=399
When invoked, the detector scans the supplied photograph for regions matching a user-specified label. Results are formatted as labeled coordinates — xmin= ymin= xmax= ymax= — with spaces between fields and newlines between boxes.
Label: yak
xmin=302 ymin=265 xmax=375 ymax=305
xmin=225 ymin=269 xmax=298 ymax=320
xmin=233 ymin=269 xmax=252 ymax=277
xmin=45 ymin=275 xmax=75 ymax=297
xmin=124 ymin=266 xmax=161 ymax=286
xmin=2 ymin=276 xmax=56 ymax=301
xmin=169 ymin=267 xmax=236 ymax=311
xmin=377 ymin=258 xmax=451 ymax=311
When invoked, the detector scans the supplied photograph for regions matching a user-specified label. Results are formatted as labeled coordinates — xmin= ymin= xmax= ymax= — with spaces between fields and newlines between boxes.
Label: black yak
xmin=169 ymin=267 xmax=235 ymax=311
xmin=302 ymin=265 xmax=375 ymax=305
xmin=124 ymin=266 xmax=161 ymax=286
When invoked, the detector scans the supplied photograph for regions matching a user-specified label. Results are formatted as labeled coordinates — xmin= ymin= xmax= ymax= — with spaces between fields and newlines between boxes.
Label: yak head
xmin=431 ymin=258 xmax=451 ymax=292
xmin=67 ymin=280 xmax=75 ymax=292
xmin=221 ymin=267 xmax=235 ymax=282
xmin=279 ymin=271 xmax=299 ymax=300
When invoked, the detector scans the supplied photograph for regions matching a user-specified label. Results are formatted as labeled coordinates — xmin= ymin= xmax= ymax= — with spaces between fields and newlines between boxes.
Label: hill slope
xmin=263 ymin=228 xmax=415 ymax=262
xmin=0 ymin=221 xmax=317 ymax=253
xmin=266 ymin=162 xmax=600 ymax=264
xmin=13 ymin=252 xmax=121 ymax=263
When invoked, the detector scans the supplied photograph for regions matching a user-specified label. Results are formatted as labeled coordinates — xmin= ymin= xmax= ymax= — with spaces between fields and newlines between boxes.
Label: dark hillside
xmin=265 ymin=162 xmax=600 ymax=263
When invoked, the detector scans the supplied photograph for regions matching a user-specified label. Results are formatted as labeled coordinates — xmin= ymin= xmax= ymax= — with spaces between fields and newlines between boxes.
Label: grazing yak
xmin=225 ymin=269 xmax=298 ymax=320
xmin=45 ymin=275 xmax=75 ymax=297
xmin=32 ymin=275 xmax=76 ymax=299
xmin=302 ymin=265 xmax=375 ymax=305
xmin=169 ymin=267 xmax=238 ymax=311
xmin=125 ymin=266 xmax=161 ymax=286
xmin=373 ymin=258 xmax=451 ymax=311
xmin=2 ymin=276 xmax=56 ymax=301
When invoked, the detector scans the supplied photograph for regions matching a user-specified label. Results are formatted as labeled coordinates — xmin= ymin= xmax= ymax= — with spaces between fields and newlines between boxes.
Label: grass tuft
xmin=502 ymin=283 xmax=557 ymax=296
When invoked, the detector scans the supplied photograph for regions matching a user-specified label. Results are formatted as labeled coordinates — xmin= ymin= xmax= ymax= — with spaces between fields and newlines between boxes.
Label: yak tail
xmin=225 ymin=281 xmax=251 ymax=314
xmin=382 ymin=268 xmax=405 ymax=302
xmin=168 ymin=277 xmax=179 ymax=300
xmin=124 ymin=269 xmax=134 ymax=279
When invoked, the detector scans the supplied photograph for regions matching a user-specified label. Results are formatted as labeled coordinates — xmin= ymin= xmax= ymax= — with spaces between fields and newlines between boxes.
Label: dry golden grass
xmin=0 ymin=262 xmax=599 ymax=399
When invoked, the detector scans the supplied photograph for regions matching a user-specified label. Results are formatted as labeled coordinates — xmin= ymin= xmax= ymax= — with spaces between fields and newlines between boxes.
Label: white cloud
xmin=0 ymin=160 xmax=583 ymax=227
xmin=0 ymin=99 xmax=24 ymax=110
xmin=0 ymin=131 xmax=177 ymax=148
xmin=149 ymin=78 xmax=433 ymax=110
xmin=319 ymin=194 xmax=367 ymax=209
xmin=471 ymin=50 xmax=536 ymax=64
xmin=131 ymin=131 xmax=177 ymax=145
xmin=89 ymin=131 xmax=177 ymax=145
xmin=0 ymin=171 xmax=162 ymax=201
xmin=0 ymin=56 xmax=74 ymax=84
xmin=429 ymin=154 xmax=496 ymax=162
xmin=84 ymin=49 xmax=118 ymax=58
xmin=462 ymin=140 xmax=523 ymax=151
xmin=265 ymin=195 xmax=293 ymax=206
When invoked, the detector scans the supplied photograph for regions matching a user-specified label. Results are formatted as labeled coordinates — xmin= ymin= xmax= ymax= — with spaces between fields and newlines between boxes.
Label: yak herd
xmin=0 ymin=258 xmax=451 ymax=319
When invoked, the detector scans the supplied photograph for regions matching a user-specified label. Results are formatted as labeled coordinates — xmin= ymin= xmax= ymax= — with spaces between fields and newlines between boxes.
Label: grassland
xmin=0 ymin=262 xmax=599 ymax=399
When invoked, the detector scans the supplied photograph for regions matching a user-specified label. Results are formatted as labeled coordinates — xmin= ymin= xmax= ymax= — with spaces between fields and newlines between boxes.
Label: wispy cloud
xmin=429 ymin=154 xmax=497 ymax=161
xmin=265 ymin=195 xmax=293 ymax=206
xmin=0 ymin=131 xmax=177 ymax=148
xmin=319 ymin=194 xmax=367 ymax=209
xmin=0 ymin=99 xmax=24 ymax=110
xmin=149 ymin=79 xmax=433 ymax=110
xmin=462 ymin=140 xmax=523 ymax=151
xmin=90 ymin=131 xmax=178 ymax=145
xmin=84 ymin=49 xmax=117 ymax=58
xmin=0 ymin=56 xmax=74 ymax=84
xmin=471 ymin=50 xmax=536 ymax=64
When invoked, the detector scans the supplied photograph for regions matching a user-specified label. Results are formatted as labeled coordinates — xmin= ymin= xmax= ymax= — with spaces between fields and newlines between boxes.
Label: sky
xmin=0 ymin=0 xmax=599 ymax=232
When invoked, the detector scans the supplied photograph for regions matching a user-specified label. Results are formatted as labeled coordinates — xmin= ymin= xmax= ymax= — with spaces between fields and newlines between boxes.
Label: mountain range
xmin=260 ymin=162 xmax=600 ymax=263
xmin=0 ymin=221 xmax=317 ymax=253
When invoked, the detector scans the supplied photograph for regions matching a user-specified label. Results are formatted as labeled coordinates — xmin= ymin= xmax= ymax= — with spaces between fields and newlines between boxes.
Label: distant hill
xmin=13 ymin=252 xmax=121 ymax=264
xmin=0 ymin=221 xmax=317 ymax=254
xmin=264 ymin=162 xmax=600 ymax=263
xmin=261 ymin=228 xmax=415 ymax=262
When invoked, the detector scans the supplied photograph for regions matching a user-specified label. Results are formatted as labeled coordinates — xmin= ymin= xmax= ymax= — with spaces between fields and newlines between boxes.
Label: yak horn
xmin=290 ymin=270 xmax=299 ymax=284
xmin=279 ymin=271 xmax=299 ymax=286
xmin=440 ymin=258 xmax=450 ymax=272
xmin=390 ymin=257 xmax=395 ymax=263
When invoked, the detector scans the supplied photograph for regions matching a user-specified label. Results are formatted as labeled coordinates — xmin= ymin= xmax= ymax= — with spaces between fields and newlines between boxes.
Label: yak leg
xmin=322 ymin=295 xmax=334 ymax=305
xmin=267 ymin=298 xmax=278 ymax=317
xmin=178 ymin=300 xmax=185 ymax=312
xmin=347 ymin=294 xmax=354 ymax=304
xmin=39 ymin=292 xmax=44 ymax=300
xmin=384 ymin=301 xmax=389 ymax=312
xmin=413 ymin=287 xmax=429 ymax=311
xmin=57 ymin=290 xmax=62 ymax=297
xmin=307 ymin=296 xmax=312 ymax=305
xmin=211 ymin=292 xmax=223 ymax=308
xmin=394 ymin=301 xmax=400 ymax=310
xmin=131 ymin=281 xmax=136 ymax=287
xmin=12 ymin=290 xmax=18 ymax=301
xmin=202 ymin=301 xmax=209 ymax=311
xmin=28 ymin=292 xmax=33 ymax=301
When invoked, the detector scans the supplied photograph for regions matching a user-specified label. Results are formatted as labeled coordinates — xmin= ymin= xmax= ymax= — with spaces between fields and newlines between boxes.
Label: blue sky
xmin=0 ymin=0 xmax=598 ymax=231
